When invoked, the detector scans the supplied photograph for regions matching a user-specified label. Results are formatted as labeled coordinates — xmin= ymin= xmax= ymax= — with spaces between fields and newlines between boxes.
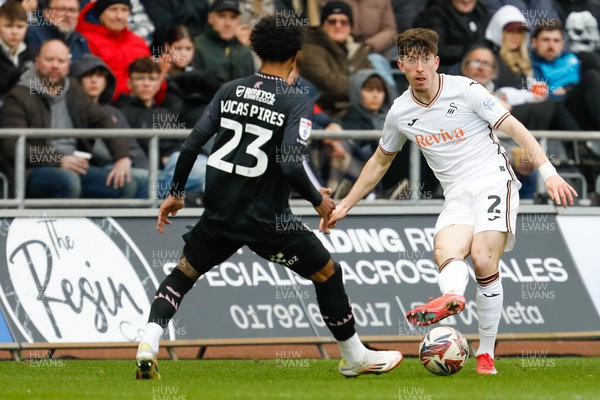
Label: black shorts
xmin=181 ymin=221 xmax=331 ymax=278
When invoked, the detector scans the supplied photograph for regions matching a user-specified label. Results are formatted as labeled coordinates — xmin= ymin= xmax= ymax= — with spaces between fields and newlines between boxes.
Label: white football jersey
xmin=380 ymin=74 xmax=517 ymax=194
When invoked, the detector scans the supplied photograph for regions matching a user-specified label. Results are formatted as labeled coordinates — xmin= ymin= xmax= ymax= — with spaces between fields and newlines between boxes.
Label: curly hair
xmin=250 ymin=16 xmax=305 ymax=63
xmin=397 ymin=28 xmax=439 ymax=58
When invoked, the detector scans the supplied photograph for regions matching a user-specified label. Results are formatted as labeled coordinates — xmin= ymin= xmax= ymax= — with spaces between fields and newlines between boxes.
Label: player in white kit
xmin=321 ymin=28 xmax=577 ymax=374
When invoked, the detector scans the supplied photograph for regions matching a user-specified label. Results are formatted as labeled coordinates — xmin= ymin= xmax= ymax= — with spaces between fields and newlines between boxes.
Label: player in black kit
xmin=135 ymin=16 xmax=402 ymax=380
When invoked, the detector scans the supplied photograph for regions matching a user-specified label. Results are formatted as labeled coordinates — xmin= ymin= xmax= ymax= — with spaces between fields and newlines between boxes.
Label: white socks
xmin=338 ymin=333 xmax=368 ymax=364
xmin=138 ymin=322 xmax=164 ymax=355
xmin=437 ymin=259 xmax=469 ymax=295
xmin=437 ymin=258 xmax=502 ymax=359
xmin=475 ymin=278 xmax=503 ymax=358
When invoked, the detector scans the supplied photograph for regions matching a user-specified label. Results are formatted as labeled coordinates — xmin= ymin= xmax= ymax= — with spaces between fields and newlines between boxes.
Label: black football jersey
xmin=176 ymin=72 xmax=319 ymax=239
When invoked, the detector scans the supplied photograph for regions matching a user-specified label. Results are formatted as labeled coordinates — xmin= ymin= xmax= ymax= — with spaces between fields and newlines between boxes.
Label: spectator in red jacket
xmin=76 ymin=0 xmax=151 ymax=102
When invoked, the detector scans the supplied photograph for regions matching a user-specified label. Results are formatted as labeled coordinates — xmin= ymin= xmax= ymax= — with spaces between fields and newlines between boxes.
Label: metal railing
xmin=0 ymin=171 xmax=7 ymax=200
xmin=0 ymin=128 xmax=599 ymax=209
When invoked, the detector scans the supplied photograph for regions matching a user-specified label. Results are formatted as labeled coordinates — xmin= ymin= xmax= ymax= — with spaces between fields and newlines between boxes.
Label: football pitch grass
xmin=1 ymin=357 xmax=599 ymax=400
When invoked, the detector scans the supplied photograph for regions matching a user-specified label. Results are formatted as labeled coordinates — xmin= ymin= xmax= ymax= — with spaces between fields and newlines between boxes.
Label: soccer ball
xmin=419 ymin=326 xmax=469 ymax=376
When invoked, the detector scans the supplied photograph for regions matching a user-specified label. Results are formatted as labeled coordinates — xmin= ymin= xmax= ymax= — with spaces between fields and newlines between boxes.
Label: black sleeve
xmin=279 ymin=98 xmax=323 ymax=207
xmin=578 ymin=51 xmax=600 ymax=75
xmin=168 ymin=85 xmax=223 ymax=197
xmin=170 ymin=69 xmax=222 ymax=92
xmin=0 ymin=66 xmax=21 ymax=97
xmin=140 ymin=0 xmax=172 ymax=46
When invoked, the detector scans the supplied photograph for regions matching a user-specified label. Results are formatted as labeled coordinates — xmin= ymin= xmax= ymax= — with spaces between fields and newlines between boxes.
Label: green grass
xmin=0 ymin=357 xmax=599 ymax=400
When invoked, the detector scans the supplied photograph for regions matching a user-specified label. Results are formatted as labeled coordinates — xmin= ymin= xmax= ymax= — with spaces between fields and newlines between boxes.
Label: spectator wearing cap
xmin=192 ymin=0 xmax=254 ymax=84
xmin=341 ymin=0 xmax=397 ymax=54
xmin=297 ymin=1 xmax=373 ymax=118
xmin=76 ymin=0 xmax=152 ymax=101
xmin=76 ymin=0 xmax=156 ymax=47
xmin=25 ymin=0 xmax=90 ymax=61
xmin=485 ymin=4 xmax=535 ymax=89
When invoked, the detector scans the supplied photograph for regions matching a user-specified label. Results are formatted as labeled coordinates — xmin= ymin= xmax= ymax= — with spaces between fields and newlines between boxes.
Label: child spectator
xmin=161 ymin=25 xmax=222 ymax=128
xmin=337 ymin=70 xmax=399 ymax=197
xmin=115 ymin=57 xmax=207 ymax=199
xmin=71 ymin=53 xmax=150 ymax=198
xmin=0 ymin=0 xmax=34 ymax=105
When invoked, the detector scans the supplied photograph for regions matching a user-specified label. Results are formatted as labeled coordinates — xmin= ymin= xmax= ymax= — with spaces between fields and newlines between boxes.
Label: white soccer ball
xmin=419 ymin=326 xmax=469 ymax=376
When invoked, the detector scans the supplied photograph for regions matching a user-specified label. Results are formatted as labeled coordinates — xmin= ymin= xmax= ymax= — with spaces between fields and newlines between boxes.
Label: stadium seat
xmin=559 ymin=170 xmax=588 ymax=200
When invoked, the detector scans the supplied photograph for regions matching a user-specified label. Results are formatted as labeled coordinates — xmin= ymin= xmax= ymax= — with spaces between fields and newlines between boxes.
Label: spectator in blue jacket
xmin=532 ymin=19 xmax=600 ymax=186
xmin=531 ymin=19 xmax=600 ymax=131
xmin=25 ymin=0 xmax=90 ymax=61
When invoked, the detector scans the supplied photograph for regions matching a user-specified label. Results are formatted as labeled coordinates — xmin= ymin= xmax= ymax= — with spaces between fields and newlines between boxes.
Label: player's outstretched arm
xmin=321 ymin=147 xmax=396 ymax=231
xmin=156 ymin=195 xmax=185 ymax=233
xmin=497 ymin=115 xmax=578 ymax=208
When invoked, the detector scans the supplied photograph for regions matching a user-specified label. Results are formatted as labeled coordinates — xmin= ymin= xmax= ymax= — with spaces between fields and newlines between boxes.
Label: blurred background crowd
xmin=1 ymin=0 xmax=600 ymax=204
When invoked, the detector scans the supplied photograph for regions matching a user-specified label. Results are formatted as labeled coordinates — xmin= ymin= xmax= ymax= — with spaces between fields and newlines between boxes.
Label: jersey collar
xmin=410 ymin=74 xmax=444 ymax=108
xmin=255 ymin=72 xmax=286 ymax=82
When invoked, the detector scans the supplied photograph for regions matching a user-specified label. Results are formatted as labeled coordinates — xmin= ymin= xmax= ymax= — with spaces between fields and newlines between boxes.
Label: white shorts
xmin=435 ymin=180 xmax=520 ymax=252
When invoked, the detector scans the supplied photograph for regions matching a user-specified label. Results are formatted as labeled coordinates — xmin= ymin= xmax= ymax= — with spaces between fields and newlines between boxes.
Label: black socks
xmin=148 ymin=268 xmax=195 ymax=328
xmin=313 ymin=263 xmax=356 ymax=341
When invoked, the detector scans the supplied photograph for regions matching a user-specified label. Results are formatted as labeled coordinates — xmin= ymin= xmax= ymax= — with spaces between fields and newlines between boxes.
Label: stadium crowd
xmin=1 ymin=0 xmax=600 ymax=203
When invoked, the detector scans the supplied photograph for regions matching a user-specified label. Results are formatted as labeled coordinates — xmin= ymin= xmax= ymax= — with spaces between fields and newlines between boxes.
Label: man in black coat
xmin=1 ymin=40 xmax=136 ymax=198
xmin=141 ymin=0 xmax=209 ymax=48
xmin=414 ymin=0 xmax=491 ymax=72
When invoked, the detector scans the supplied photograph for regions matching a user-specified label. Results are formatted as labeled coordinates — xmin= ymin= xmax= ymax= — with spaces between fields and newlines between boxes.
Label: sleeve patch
xmin=483 ymin=96 xmax=497 ymax=110
xmin=299 ymin=117 xmax=312 ymax=141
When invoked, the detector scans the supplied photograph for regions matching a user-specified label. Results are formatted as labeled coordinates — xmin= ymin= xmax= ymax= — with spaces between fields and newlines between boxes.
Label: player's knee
xmin=312 ymin=261 xmax=344 ymax=293
xmin=309 ymin=259 xmax=336 ymax=284
xmin=176 ymin=254 xmax=201 ymax=282
xmin=471 ymin=250 xmax=497 ymax=277
xmin=434 ymin=245 xmax=469 ymax=267
xmin=433 ymin=247 xmax=447 ymax=267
